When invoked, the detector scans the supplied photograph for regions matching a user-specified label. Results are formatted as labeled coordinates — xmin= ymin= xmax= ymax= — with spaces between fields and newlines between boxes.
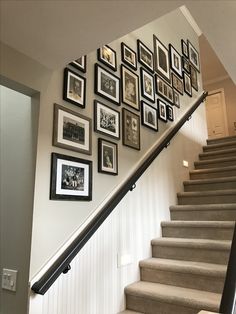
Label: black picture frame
xmin=94 ymin=63 xmax=120 ymax=105
xmin=172 ymin=72 xmax=184 ymax=95
xmin=98 ymin=138 xmax=118 ymax=175
xmin=155 ymin=74 xmax=174 ymax=104
xmin=166 ymin=105 xmax=174 ymax=122
xmin=97 ymin=45 xmax=117 ymax=71
xmin=63 ymin=67 xmax=86 ymax=108
xmin=121 ymin=42 xmax=137 ymax=70
xmin=153 ymin=35 xmax=171 ymax=84
xmin=122 ymin=108 xmax=140 ymax=150
xmin=181 ymin=39 xmax=189 ymax=59
xmin=183 ymin=72 xmax=192 ymax=97
xmin=141 ymin=101 xmax=158 ymax=132
xmin=70 ymin=56 xmax=87 ymax=73
xmin=140 ymin=67 xmax=155 ymax=103
xmin=190 ymin=65 xmax=199 ymax=91
xmin=50 ymin=153 xmax=92 ymax=201
xmin=187 ymin=40 xmax=200 ymax=72
xmin=137 ymin=39 xmax=154 ymax=73
xmin=121 ymin=64 xmax=140 ymax=111
xmin=173 ymin=90 xmax=180 ymax=108
xmin=169 ymin=44 xmax=182 ymax=77
xmin=157 ymin=99 xmax=167 ymax=123
xmin=182 ymin=56 xmax=190 ymax=73
xmin=94 ymin=100 xmax=120 ymax=139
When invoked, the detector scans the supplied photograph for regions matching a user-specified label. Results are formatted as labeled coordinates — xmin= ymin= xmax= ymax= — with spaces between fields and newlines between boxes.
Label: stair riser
xmin=195 ymin=160 xmax=236 ymax=169
xmin=199 ymin=150 xmax=236 ymax=160
xmin=190 ymin=170 xmax=236 ymax=179
xmin=152 ymin=245 xmax=229 ymax=264
xmin=184 ymin=181 xmax=236 ymax=191
xmin=170 ymin=210 xmax=236 ymax=221
xmin=203 ymin=143 xmax=236 ymax=152
xmin=140 ymin=267 xmax=224 ymax=293
xmin=178 ymin=194 xmax=236 ymax=205
xmin=162 ymin=226 xmax=234 ymax=240
xmin=207 ymin=136 xmax=236 ymax=145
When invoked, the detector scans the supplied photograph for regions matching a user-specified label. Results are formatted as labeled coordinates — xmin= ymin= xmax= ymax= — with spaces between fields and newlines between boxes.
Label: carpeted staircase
xmin=120 ymin=135 xmax=236 ymax=314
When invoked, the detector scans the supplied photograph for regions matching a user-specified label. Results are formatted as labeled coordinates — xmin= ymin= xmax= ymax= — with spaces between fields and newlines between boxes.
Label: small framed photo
xmin=172 ymin=72 xmax=184 ymax=95
xmin=122 ymin=108 xmax=140 ymax=150
xmin=155 ymin=75 xmax=174 ymax=104
xmin=141 ymin=101 xmax=158 ymax=131
xmin=167 ymin=105 xmax=174 ymax=122
xmin=190 ymin=65 xmax=198 ymax=91
xmin=94 ymin=63 xmax=120 ymax=105
xmin=153 ymin=35 xmax=171 ymax=84
xmin=183 ymin=72 xmax=192 ymax=97
xmin=121 ymin=64 xmax=140 ymax=111
xmin=169 ymin=44 xmax=182 ymax=77
xmin=53 ymin=103 xmax=92 ymax=155
xmin=157 ymin=99 xmax=167 ymax=123
xmin=50 ymin=153 xmax=92 ymax=201
xmin=182 ymin=56 xmax=190 ymax=73
xmin=70 ymin=56 xmax=87 ymax=73
xmin=121 ymin=42 xmax=137 ymax=70
xmin=98 ymin=138 xmax=118 ymax=175
xmin=97 ymin=45 xmax=117 ymax=71
xmin=63 ymin=68 xmax=86 ymax=108
xmin=173 ymin=90 xmax=180 ymax=108
xmin=181 ymin=40 xmax=189 ymax=59
xmin=187 ymin=40 xmax=200 ymax=72
xmin=94 ymin=100 xmax=120 ymax=139
xmin=137 ymin=39 xmax=154 ymax=73
xmin=140 ymin=67 xmax=155 ymax=103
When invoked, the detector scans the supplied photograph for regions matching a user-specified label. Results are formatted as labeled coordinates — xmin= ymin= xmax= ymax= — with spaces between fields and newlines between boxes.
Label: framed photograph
xmin=97 ymin=45 xmax=117 ymax=71
xmin=169 ymin=44 xmax=182 ymax=77
xmin=157 ymin=99 xmax=167 ymax=123
xmin=187 ymin=40 xmax=200 ymax=72
xmin=94 ymin=100 xmax=120 ymax=139
xmin=167 ymin=105 xmax=174 ymax=122
xmin=121 ymin=64 xmax=140 ymax=111
xmin=98 ymin=138 xmax=118 ymax=175
xmin=172 ymin=72 xmax=184 ymax=95
xmin=122 ymin=108 xmax=140 ymax=150
xmin=153 ymin=35 xmax=171 ymax=84
xmin=53 ymin=103 xmax=92 ymax=155
xmin=141 ymin=101 xmax=158 ymax=131
xmin=121 ymin=42 xmax=137 ymax=70
xmin=137 ymin=39 xmax=154 ymax=73
xmin=182 ymin=56 xmax=190 ymax=73
xmin=190 ymin=65 xmax=198 ymax=91
xmin=63 ymin=68 xmax=86 ymax=108
xmin=70 ymin=56 xmax=86 ymax=73
xmin=183 ymin=72 xmax=192 ymax=97
xmin=50 ymin=153 xmax=92 ymax=201
xmin=181 ymin=39 xmax=189 ymax=58
xmin=173 ymin=90 xmax=180 ymax=108
xmin=94 ymin=63 xmax=120 ymax=105
xmin=155 ymin=75 xmax=174 ymax=104
xmin=140 ymin=67 xmax=155 ymax=103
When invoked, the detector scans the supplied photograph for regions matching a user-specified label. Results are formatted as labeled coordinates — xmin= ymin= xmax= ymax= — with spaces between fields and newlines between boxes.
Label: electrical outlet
xmin=2 ymin=269 xmax=18 ymax=292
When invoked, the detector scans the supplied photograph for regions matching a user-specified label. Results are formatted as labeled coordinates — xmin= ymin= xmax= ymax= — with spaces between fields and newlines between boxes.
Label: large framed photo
xmin=157 ymin=99 xmax=167 ymax=123
xmin=121 ymin=42 xmax=137 ymax=70
xmin=187 ymin=40 xmax=200 ymax=72
xmin=140 ymin=67 xmax=155 ymax=103
xmin=137 ymin=39 xmax=154 ymax=73
xmin=94 ymin=100 xmax=120 ymax=139
xmin=97 ymin=45 xmax=117 ymax=71
xmin=141 ymin=101 xmax=158 ymax=132
xmin=169 ymin=44 xmax=182 ymax=77
xmin=183 ymin=72 xmax=192 ymax=97
xmin=181 ymin=39 xmax=189 ymax=59
xmin=122 ymin=108 xmax=140 ymax=150
xmin=155 ymin=75 xmax=174 ymax=104
xmin=121 ymin=64 xmax=140 ymax=111
xmin=63 ymin=68 xmax=86 ymax=108
xmin=98 ymin=138 xmax=118 ymax=175
xmin=153 ymin=35 xmax=171 ymax=84
xmin=190 ymin=65 xmax=198 ymax=91
xmin=50 ymin=153 xmax=92 ymax=201
xmin=172 ymin=72 xmax=184 ymax=95
xmin=70 ymin=56 xmax=87 ymax=73
xmin=53 ymin=103 xmax=92 ymax=155
xmin=94 ymin=63 xmax=120 ymax=105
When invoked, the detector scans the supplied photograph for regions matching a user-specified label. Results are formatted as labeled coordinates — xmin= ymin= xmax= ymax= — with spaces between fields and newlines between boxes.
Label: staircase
xmin=120 ymin=135 xmax=236 ymax=314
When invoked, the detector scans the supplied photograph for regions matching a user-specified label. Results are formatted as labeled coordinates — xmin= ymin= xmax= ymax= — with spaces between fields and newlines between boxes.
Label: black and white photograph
xmin=155 ymin=74 xmax=174 ymax=104
xmin=140 ymin=67 xmax=155 ymax=103
xmin=183 ymin=72 xmax=192 ymax=97
xmin=95 ymin=63 xmax=120 ymax=105
xmin=157 ymin=99 xmax=167 ymax=122
xmin=97 ymin=45 xmax=117 ymax=71
xmin=181 ymin=39 xmax=189 ymax=58
xmin=98 ymin=138 xmax=118 ymax=175
xmin=50 ymin=153 xmax=92 ymax=201
xmin=137 ymin=39 xmax=154 ymax=73
xmin=173 ymin=90 xmax=180 ymax=108
xmin=94 ymin=100 xmax=120 ymax=139
xmin=121 ymin=64 xmax=140 ymax=111
xmin=70 ymin=55 xmax=87 ymax=73
xmin=169 ymin=44 xmax=182 ymax=77
xmin=53 ymin=103 xmax=92 ymax=155
xmin=121 ymin=42 xmax=137 ymax=70
xmin=141 ymin=101 xmax=158 ymax=131
xmin=122 ymin=108 xmax=140 ymax=150
xmin=190 ymin=65 xmax=198 ymax=91
xmin=167 ymin=105 xmax=174 ymax=122
xmin=182 ymin=56 xmax=190 ymax=73
xmin=153 ymin=35 xmax=171 ymax=83
xmin=172 ymin=72 xmax=184 ymax=95
xmin=187 ymin=40 xmax=200 ymax=72
xmin=63 ymin=68 xmax=86 ymax=108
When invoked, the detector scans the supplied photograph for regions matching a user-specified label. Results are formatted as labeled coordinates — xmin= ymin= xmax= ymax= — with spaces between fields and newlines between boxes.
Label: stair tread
xmin=184 ymin=176 xmax=236 ymax=185
xmin=195 ymin=156 xmax=236 ymax=165
xmin=177 ymin=189 xmax=236 ymax=197
xmin=199 ymin=147 xmax=236 ymax=158
xmin=203 ymin=140 xmax=236 ymax=150
xmin=161 ymin=220 xmax=235 ymax=228
xmin=125 ymin=281 xmax=221 ymax=309
xmin=190 ymin=165 xmax=236 ymax=174
xmin=170 ymin=203 xmax=236 ymax=211
xmin=207 ymin=135 xmax=236 ymax=145
xmin=140 ymin=258 xmax=226 ymax=277
xmin=118 ymin=311 xmax=144 ymax=314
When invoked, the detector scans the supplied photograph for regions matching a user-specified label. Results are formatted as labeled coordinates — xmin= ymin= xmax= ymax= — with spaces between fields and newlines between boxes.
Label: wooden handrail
xmin=31 ymin=91 xmax=208 ymax=295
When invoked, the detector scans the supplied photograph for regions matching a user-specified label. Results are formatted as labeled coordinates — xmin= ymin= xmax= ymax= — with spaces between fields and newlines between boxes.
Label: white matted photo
xmin=141 ymin=101 xmax=158 ymax=131
xmin=98 ymin=138 xmax=118 ymax=175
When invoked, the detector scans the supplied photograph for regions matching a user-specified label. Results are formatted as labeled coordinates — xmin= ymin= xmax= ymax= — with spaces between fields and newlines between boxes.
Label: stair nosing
xmin=199 ymin=147 xmax=236 ymax=158
xmin=195 ymin=156 xmax=236 ymax=165
xmin=190 ymin=165 xmax=236 ymax=174
xmin=161 ymin=220 xmax=235 ymax=228
xmin=177 ymin=189 xmax=236 ymax=197
xmin=170 ymin=203 xmax=236 ymax=211
xmin=183 ymin=176 xmax=236 ymax=185
xmin=203 ymin=140 xmax=236 ymax=150
xmin=207 ymin=135 xmax=236 ymax=145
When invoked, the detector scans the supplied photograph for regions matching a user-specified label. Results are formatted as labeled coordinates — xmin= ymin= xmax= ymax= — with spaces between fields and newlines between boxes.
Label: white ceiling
xmin=0 ymin=0 xmax=236 ymax=84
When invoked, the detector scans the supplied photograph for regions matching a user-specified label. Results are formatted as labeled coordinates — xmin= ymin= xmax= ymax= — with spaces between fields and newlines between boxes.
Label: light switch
xmin=2 ymin=269 xmax=18 ymax=292
xmin=183 ymin=160 xmax=189 ymax=168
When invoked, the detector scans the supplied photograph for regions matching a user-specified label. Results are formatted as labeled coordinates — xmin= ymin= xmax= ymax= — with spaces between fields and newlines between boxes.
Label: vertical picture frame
xmin=121 ymin=64 xmax=140 ymax=111
xmin=157 ymin=99 xmax=167 ymax=123
xmin=121 ymin=42 xmax=137 ymax=70
xmin=98 ymin=138 xmax=118 ymax=175
xmin=169 ymin=44 xmax=182 ymax=77
xmin=181 ymin=39 xmax=189 ymax=59
xmin=137 ymin=39 xmax=154 ymax=73
xmin=187 ymin=40 xmax=200 ymax=72
xmin=70 ymin=56 xmax=87 ymax=73
xmin=97 ymin=45 xmax=117 ymax=71
xmin=122 ymin=108 xmax=140 ymax=150
xmin=141 ymin=101 xmax=158 ymax=131
xmin=183 ymin=72 xmax=192 ymax=97
xmin=153 ymin=35 xmax=171 ymax=84
xmin=140 ymin=67 xmax=155 ymax=103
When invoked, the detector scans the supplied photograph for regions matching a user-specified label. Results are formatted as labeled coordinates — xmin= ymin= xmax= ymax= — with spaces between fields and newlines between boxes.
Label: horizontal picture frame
xmin=97 ymin=45 xmax=117 ymax=71
xmin=169 ymin=44 xmax=182 ymax=77
xmin=183 ymin=72 xmax=192 ymax=97
xmin=155 ymin=74 xmax=174 ymax=104
xmin=98 ymin=138 xmax=118 ymax=175
xmin=157 ymin=99 xmax=167 ymax=123
xmin=187 ymin=40 xmax=200 ymax=72
xmin=141 ymin=101 xmax=158 ymax=131
xmin=70 ymin=55 xmax=87 ymax=73
xmin=122 ymin=108 xmax=140 ymax=150
xmin=50 ymin=153 xmax=92 ymax=201
xmin=153 ymin=35 xmax=171 ymax=84
xmin=140 ymin=67 xmax=155 ymax=103
xmin=53 ymin=103 xmax=92 ymax=155
xmin=121 ymin=64 xmax=140 ymax=111
xmin=121 ymin=42 xmax=137 ymax=70
xmin=172 ymin=72 xmax=184 ymax=95
xmin=137 ymin=39 xmax=154 ymax=73
xmin=63 ymin=67 xmax=86 ymax=108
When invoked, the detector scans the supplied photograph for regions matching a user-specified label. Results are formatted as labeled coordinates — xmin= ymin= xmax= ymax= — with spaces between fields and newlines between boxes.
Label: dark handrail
xmin=31 ymin=91 xmax=208 ymax=295
xmin=220 ymin=222 xmax=236 ymax=314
